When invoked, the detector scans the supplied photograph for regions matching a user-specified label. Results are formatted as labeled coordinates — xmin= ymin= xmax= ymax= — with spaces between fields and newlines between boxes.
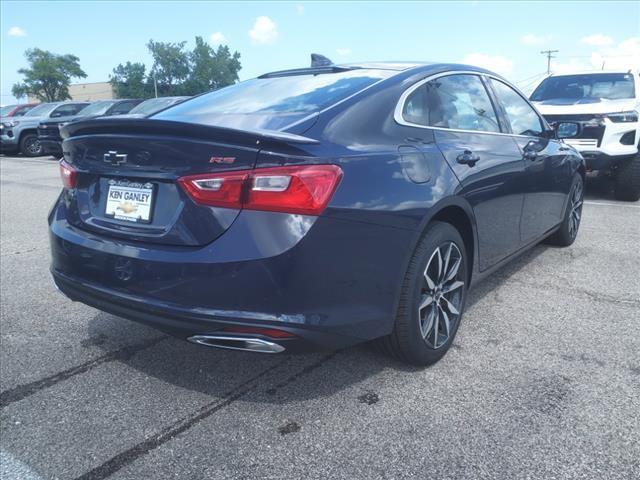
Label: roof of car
xmin=259 ymin=61 xmax=499 ymax=80
xmin=338 ymin=61 xmax=431 ymax=71
xmin=545 ymin=69 xmax=639 ymax=77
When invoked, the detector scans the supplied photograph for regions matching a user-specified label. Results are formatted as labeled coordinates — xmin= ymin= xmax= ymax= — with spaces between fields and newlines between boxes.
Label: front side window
xmin=402 ymin=74 xmax=500 ymax=133
xmin=490 ymin=79 xmax=543 ymax=137
xmin=50 ymin=103 xmax=87 ymax=118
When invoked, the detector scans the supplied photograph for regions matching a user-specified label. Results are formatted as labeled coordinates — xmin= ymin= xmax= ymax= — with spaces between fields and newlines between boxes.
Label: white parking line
xmin=584 ymin=200 xmax=640 ymax=209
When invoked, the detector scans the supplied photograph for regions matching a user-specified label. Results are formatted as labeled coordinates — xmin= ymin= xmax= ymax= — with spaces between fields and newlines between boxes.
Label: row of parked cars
xmin=0 ymin=96 xmax=188 ymax=157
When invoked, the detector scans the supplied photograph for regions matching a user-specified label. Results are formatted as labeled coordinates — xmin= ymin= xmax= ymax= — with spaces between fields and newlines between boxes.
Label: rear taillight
xmin=178 ymin=165 xmax=342 ymax=216
xmin=59 ymin=160 xmax=77 ymax=189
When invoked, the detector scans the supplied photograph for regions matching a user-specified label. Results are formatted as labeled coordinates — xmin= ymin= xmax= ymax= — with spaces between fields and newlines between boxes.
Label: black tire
xmin=614 ymin=154 xmax=640 ymax=201
xmin=19 ymin=133 xmax=43 ymax=157
xmin=546 ymin=174 xmax=584 ymax=247
xmin=377 ymin=221 xmax=468 ymax=366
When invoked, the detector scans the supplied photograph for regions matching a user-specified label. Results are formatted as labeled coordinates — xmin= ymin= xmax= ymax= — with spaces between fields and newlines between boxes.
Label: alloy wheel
xmin=25 ymin=137 xmax=42 ymax=155
xmin=418 ymin=242 xmax=465 ymax=349
xmin=568 ymin=180 xmax=583 ymax=239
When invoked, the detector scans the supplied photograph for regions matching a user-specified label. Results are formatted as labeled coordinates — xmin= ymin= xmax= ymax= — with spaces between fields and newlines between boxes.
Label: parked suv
xmin=1 ymin=101 xmax=89 ymax=156
xmin=531 ymin=70 xmax=640 ymax=201
xmin=38 ymin=99 xmax=143 ymax=158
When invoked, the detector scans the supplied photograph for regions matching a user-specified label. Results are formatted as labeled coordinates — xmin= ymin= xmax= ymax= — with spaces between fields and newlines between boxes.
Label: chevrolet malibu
xmin=50 ymin=60 xmax=585 ymax=365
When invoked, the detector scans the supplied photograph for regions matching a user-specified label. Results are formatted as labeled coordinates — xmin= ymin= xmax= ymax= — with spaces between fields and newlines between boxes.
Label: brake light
xmin=178 ymin=165 xmax=342 ymax=216
xmin=59 ymin=160 xmax=77 ymax=189
xmin=178 ymin=171 xmax=247 ymax=209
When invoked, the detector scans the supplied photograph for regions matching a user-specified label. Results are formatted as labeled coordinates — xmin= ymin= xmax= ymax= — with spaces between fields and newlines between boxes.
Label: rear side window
xmin=50 ymin=103 xmax=87 ymax=118
xmin=490 ymin=79 xmax=543 ymax=137
xmin=153 ymin=69 xmax=394 ymax=130
xmin=402 ymin=74 xmax=500 ymax=133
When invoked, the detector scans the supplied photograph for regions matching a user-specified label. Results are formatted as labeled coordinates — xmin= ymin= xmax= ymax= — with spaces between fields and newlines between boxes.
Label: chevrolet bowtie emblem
xmin=104 ymin=151 xmax=128 ymax=165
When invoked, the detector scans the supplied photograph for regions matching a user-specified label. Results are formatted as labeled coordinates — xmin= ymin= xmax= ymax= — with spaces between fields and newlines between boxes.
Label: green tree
xmin=183 ymin=36 xmax=241 ymax=95
xmin=12 ymin=48 xmax=87 ymax=101
xmin=110 ymin=61 xmax=153 ymax=99
xmin=147 ymin=40 xmax=190 ymax=95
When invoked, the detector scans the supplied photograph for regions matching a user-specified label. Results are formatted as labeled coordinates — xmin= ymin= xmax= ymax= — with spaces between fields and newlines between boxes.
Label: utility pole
xmin=153 ymin=71 xmax=158 ymax=98
xmin=540 ymin=50 xmax=559 ymax=75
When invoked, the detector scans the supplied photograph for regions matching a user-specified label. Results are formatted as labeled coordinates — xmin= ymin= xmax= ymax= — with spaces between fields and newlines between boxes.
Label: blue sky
xmin=1 ymin=0 xmax=639 ymax=104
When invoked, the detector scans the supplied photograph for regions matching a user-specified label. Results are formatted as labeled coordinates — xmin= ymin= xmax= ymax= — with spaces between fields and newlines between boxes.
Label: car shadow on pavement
xmin=584 ymin=172 xmax=618 ymax=201
xmin=85 ymin=242 xmax=548 ymax=404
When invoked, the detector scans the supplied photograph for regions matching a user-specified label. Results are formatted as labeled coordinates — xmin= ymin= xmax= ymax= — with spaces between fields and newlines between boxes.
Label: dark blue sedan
xmin=49 ymin=60 xmax=585 ymax=365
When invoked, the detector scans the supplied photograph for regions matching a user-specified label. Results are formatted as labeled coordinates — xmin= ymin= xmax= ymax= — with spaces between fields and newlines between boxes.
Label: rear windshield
xmin=153 ymin=69 xmax=393 ymax=130
xmin=130 ymin=97 xmax=185 ymax=115
xmin=77 ymin=101 xmax=117 ymax=117
xmin=531 ymin=73 xmax=636 ymax=101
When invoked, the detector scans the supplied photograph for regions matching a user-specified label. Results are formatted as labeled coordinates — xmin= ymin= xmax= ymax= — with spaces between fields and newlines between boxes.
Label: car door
xmin=488 ymin=78 xmax=572 ymax=242
xmin=399 ymin=73 xmax=527 ymax=271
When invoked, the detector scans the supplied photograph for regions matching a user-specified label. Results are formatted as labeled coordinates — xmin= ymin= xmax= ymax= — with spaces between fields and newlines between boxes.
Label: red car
xmin=0 ymin=103 xmax=38 ymax=117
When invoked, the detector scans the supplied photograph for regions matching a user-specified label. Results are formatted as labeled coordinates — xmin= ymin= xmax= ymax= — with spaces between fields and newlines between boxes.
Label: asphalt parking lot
xmin=1 ymin=155 xmax=639 ymax=480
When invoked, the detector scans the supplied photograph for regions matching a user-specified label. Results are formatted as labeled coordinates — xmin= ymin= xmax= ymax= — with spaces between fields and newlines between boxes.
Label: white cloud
xmin=296 ymin=4 xmax=305 ymax=15
xmin=551 ymin=36 xmax=640 ymax=73
xmin=209 ymin=32 xmax=226 ymax=45
xmin=521 ymin=33 xmax=552 ymax=46
xmin=336 ymin=48 xmax=352 ymax=57
xmin=581 ymin=34 xmax=614 ymax=47
xmin=7 ymin=26 xmax=26 ymax=37
xmin=591 ymin=36 xmax=640 ymax=70
xmin=462 ymin=53 xmax=514 ymax=76
xmin=249 ymin=16 xmax=278 ymax=44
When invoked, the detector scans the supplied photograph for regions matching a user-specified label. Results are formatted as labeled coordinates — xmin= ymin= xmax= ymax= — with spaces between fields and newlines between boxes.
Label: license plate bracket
xmin=105 ymin=180 xmax=155 ymax=223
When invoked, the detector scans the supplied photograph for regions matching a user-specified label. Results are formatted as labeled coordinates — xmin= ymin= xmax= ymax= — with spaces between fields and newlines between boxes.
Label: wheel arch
xmin=18 ymin=128 xmax=38 ymax=145
xmin=411 ymin=197 xmax=478 ymax=285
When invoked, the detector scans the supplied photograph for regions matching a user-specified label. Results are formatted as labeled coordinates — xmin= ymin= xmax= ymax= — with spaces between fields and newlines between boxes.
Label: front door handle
xmin=456 ymin=150 xmax=480 ymax=166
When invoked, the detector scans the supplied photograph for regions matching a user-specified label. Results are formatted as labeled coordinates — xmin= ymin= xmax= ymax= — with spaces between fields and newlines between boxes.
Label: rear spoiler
xmin=60 ymin=118 xmax=320 ymax=145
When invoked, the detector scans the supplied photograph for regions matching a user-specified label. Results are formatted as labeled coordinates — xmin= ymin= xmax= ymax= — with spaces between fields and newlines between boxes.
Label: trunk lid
xmin=61 ymin=118 xmax=317 ymax=246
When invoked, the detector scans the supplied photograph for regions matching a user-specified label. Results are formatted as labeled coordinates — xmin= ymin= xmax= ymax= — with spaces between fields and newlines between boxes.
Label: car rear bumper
xmin=51 ymin=269 xmax=341 ymax=353
xmin=49 ymin=198 xmax=414 ymax=352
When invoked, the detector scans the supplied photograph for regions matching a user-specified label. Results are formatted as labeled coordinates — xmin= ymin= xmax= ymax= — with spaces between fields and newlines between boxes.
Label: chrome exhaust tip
xmin=187 ymin=335 xmax=285 ymax=354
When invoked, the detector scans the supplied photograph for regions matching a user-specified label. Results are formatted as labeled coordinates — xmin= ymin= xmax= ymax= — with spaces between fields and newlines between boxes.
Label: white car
xmin=531 ymin=70 xmax=640 ymax=201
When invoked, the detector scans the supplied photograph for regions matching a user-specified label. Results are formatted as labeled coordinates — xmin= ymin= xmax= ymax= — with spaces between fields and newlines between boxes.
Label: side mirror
xmin=555 ymin=122 xmax=580 ymax=139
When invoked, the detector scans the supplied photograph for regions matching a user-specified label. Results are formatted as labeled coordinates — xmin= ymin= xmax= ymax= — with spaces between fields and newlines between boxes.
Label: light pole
xmin=153 ymin=70 xmax=158 ymax=98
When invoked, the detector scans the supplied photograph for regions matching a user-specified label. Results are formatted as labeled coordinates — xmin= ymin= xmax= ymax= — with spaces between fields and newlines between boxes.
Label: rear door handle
xmin=456 ymin=150 xmax=480 ymax=166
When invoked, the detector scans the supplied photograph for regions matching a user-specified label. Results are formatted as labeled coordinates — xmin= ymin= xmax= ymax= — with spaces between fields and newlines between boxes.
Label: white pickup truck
xmin=531 ymin=70 xmax=640 ymax=201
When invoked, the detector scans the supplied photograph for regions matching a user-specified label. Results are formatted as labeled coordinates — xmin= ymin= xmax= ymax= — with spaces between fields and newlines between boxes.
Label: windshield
xmin=153 ymin=69 xmax=394 ymax=130
xmin=0 ymin=105 xmax=16 ymax=116
xmin=531 ymin=73 xmax=636 ymax=101
xmin=77 ymin=101 xmax=117 ymax=117
xmin=23 ymin=103 xmax=58 ymax=117
xmin=130 ymin=97 xmax=185 ymax=115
